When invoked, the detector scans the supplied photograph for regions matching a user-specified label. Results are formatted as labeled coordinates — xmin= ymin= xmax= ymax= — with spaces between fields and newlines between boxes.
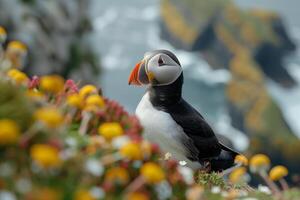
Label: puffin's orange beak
xmin=128 ymin=61 xmax=142 ymax=85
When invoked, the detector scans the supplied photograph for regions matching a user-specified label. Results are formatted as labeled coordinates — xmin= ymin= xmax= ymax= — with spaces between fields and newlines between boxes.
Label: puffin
xmin=128 ymin=49 xmax=239 ymax=172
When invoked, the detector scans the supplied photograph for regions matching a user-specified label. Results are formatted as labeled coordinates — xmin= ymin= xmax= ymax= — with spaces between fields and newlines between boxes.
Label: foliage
xmin=1 ymin=28 xmax=299 ymax=200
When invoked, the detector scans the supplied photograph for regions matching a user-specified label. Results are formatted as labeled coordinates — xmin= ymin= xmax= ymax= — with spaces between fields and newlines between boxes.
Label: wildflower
xmin=0 ymin=26 xmax=7 ymax=43
xmin=211 ymin=186 xmax=221 ymax=194
xmin=155 ymin=181 xmax=172 ymax=199
xmin=7 ymin=69 xmax=29 ymax=85
xmin=0 ymin=119 xmax=20 ymax=145
xmin=67 ymin=94 xmax=83 ymax=108
xmin=250 ymin=154 xmax=279 ymax=194
xmin=258 ymin=185 xmax=272 ymax=195
xmin=15 ymin=178 xmax=32 ymax=194
xmin=98 ymin=122 xmax=123 ymax=140
xmin=120 ymin=142 xmax=142 ymax=160
xmin=249 ymin=154 xmax=270 ymax=173
xmin=30 ymin=144 xmax=61 ymax=168
xmin=105 ymin=167 xmax=129 ymax=185
xmin=269 ymin=165 xmax=288 ymax=181
xmin=7 ymin=41 xmax=27 ymax=54
xmin=40 ymin=75 xmax=64 ymax=94
xmin=34 ymin=107 xmax=64 ymax=128
xmin=26 ymin=90 xmax=45 ymax=101
xmin=234 ymin=154 xmax=248 ymax=166
xmin=28 ymin=75 xmax=40 ymax=89
xmin=140 ymin=162 xmax=165 ymax=184
xmin=79 ymin=85 xmax=98 ymax=99
xmin=84 ymin=94 xmax=105 ymax=111
xmin=75 ymin=189 xmax=96 ymax=200
xmin=64 ymin=79 xmax=78 ymax=94
xmin=84 ymin=159 xmax=104 ymax=177
xmin=229 ymin=167 xmax=248 ymax=183
xmin=126 ymin=192 xmax=149 ymax=200
xmin=112 ymin=135 xmax=130 ymax=149
xmin=269 ymin=165 xmax=289 ymax=190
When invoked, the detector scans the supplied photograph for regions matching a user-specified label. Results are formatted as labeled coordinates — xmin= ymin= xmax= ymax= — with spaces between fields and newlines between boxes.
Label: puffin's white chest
xmin=135 ymin=93 xmax=201 ymax=169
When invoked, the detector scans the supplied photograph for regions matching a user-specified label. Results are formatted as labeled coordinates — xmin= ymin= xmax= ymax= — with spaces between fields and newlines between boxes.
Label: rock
xmin=160 ymin=0 xmax=300 ymax=172
xmin=0 ymin=0 xmax=101 ymax=83
xmin=160 ymin=0 xmax=296 ymax=86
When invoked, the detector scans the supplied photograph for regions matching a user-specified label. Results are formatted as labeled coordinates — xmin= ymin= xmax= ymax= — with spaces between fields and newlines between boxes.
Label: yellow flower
xmin=40 ymin=75 xmax=64 ymax=94
xmin=85 ymin=94 xmax=105 ymax=108
xmin=0 ymin=119 xmax=20 ymax=145
xmin=229 ymin=167 xmax=247 ymax=183
xmin=75 ymin=189 xmax=96 ymax=200
xmin=234 ymin=155 xmax=248 ymax=166
xmin=126 ymin=192 xmax=149 ymax=200
xmin=0 ymin=26 xmax=7 ymax=42
xmin=67 ymin=94 xmax=83 ymax=108
xmin=120 ymin=142 xmax=142 ymax=160
xmin=35 ymin=107 xmax=64 ymax=128
xmin=249 ymin=154 xmax=271 ymax=173
xmin=7 ymin=69 xmax=29 ymax=85
xmin=30 ymin=144 xmax=61 ymax=168
xmin=7 ymin=41 xmax=27 ymax=53
xmin=26 ymin=89 xmax=45 ymax=101
xmin=105 ymin=167 xmax=129 ymax=185
xmin=269 ymin=165 xmax=288 ymax=181
xmin=98 ymin=122 xmax=123 ymax=140
xmin=140 ymin=162 xmax=165 ymax=184
xmin=79 ymin=85 xmax=98 ymax=99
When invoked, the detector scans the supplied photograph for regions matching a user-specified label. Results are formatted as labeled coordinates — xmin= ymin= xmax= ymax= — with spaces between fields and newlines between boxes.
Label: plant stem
xmin=259 ymin=170 xmax=280 ymax=195
xmin=279 ymin=178 xmax=289 ymax=191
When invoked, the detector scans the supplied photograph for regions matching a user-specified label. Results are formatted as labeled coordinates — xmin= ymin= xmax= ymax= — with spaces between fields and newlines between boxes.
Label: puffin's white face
xmin=129 ymin=50 xmax=182 ymax=86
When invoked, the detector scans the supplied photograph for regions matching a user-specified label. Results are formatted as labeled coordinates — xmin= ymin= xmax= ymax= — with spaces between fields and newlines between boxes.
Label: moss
xmin=196 ymin=172 xmax=226 ymax=188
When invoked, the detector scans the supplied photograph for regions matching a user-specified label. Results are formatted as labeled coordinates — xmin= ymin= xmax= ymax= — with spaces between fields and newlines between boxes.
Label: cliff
xmin=160 ymin=0 xmax=300 ymax=173
xmin=0 ymin=0 xmax=101 ymax=83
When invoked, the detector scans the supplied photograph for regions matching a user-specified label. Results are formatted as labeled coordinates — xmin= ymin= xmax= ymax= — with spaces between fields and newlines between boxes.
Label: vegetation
xmin=1 ymin=27 xmax=300 ymax=199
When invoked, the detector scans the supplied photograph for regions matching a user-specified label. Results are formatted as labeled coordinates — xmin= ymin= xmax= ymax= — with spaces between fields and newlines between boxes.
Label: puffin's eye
xmin=158 ymin=56 xmax=164 ymax=66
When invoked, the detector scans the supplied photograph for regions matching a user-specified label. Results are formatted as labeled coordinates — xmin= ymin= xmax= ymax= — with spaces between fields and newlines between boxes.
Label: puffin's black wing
xmin=165 ymin=99 xmax=221 ymax=161
xmin=210 ymin=143 xmax=240 ymax=171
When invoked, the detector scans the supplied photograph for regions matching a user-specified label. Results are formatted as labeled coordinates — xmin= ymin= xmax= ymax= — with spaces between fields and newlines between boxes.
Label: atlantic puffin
xmin=128 ymin=49 xmax=239 ymax=172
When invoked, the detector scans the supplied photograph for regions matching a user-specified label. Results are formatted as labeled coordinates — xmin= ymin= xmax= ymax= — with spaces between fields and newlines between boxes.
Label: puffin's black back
xmin=148 ymin=72 xmax=239 ymax=171
xmin=148 ymin=74 xmax=221 ymax=160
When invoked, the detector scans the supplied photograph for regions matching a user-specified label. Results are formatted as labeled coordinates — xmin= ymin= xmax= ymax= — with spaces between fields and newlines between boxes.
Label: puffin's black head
xmin=128 ymin=49 xmax=182 ymax=86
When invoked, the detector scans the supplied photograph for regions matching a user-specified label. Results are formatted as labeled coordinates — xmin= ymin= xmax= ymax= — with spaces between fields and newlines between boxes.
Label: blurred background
xmin=1 ymin=0 xmax=300 ymax=179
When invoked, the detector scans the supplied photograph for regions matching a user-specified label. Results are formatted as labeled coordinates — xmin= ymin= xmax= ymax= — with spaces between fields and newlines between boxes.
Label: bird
xmin=128 ymin=49 xmax=240 ymax=172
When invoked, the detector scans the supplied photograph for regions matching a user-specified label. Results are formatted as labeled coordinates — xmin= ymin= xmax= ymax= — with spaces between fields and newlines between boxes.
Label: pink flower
xmin=28 ymin=75 xmax=40 ymax=89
